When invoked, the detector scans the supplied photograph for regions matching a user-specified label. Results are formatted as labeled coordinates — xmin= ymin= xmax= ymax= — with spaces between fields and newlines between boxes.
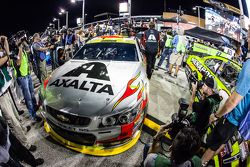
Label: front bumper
xmin=39 ymin=85 xmax=148 ymax=155
xmin=44 ymin=121 xmax=141 ymax=156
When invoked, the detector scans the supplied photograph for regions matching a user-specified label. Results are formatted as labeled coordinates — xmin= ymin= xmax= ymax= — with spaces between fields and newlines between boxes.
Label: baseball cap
xmin=204 ymin=77 xmax=217 ymax=91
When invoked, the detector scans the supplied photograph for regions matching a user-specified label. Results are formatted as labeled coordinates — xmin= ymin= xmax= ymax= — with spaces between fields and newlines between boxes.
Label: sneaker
xmin=32 ymin=158 xmax=44 ymax=167
xmin=18 ymin=110 xmax=24 ymax=116
xmin=174 ymin=74 xmax=178 ymax=78
xmin=29 ymin=145 xmax=37 ymax=152
xmin=26 ymin=125 xmax=31 ymax=132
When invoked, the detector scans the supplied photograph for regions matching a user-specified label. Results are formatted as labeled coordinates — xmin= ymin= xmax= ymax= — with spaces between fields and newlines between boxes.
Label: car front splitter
xmin=44 ymin=121 xmax=141 ymax=156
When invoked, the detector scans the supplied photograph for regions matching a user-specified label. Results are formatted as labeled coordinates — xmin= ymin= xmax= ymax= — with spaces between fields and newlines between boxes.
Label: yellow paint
xmin=143 ymin=118 xmax=172 ymax=140
xmin=231 ymin=141 xmax=240 ymax=167
xmin=247 ymin=156 xmax=250 ymax=167
xmin=88 ymin=37 xmax=135 ymax=45
xmin=213 ymin=155 xmax=220 ymax=167
xmin=44 ymin=121 xmax=141 ymax=156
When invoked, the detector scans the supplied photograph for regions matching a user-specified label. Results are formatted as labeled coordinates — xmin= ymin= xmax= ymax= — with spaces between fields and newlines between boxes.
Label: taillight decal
xmin=112 ymin=72 xmax=141 ymax=111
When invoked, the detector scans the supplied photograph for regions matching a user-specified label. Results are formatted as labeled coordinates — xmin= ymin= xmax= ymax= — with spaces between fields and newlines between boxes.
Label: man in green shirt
xmin=13 ymin=40 xmax=42 ymax=122
xmin=144 ymin=127 xmax=202 ymax=167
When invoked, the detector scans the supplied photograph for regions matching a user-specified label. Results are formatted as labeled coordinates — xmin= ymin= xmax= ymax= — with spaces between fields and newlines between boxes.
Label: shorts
xmin=169 ymin=53 xmax=183 ymax=66
xmin=206 ymin=118 xmax=238 ymax=151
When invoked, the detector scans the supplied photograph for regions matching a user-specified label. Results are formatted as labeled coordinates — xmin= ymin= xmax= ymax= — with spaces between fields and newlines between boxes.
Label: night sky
xmin=0 ymin=0 xmax=247 ymax=37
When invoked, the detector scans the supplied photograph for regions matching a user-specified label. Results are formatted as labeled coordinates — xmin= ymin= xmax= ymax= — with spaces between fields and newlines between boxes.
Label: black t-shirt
xmin=144 ymin=29 xmax=160 ymax=54
xmin=192 ymin=94 xmax=221 ymax=134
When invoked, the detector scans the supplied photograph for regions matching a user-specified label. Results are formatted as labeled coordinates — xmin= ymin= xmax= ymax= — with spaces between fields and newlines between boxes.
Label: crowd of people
xmin=0 ymin=17 xmax=249 ymax=167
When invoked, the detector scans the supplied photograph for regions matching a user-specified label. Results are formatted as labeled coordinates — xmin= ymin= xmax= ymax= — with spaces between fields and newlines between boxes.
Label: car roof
xmin=87 ymin=35 xmax=136 ymax=45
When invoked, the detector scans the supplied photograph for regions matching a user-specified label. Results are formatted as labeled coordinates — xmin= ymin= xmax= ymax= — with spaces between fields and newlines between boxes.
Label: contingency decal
xmin=49 ymin=62 xmax=114 ymax=95
xmin=112 ymin=72 xmax=141 ymax=111
xmin=191 ymin=58 xmax=213 ymax=78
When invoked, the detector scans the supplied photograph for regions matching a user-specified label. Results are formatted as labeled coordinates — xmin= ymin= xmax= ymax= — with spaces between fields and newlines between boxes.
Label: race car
xmin=185 ymin=42 xmax=241 ymax=103
xmin=39 ymin=35 xmax=149 ymax=156
xmin=185 ymin=42 xmax=250 ymax=166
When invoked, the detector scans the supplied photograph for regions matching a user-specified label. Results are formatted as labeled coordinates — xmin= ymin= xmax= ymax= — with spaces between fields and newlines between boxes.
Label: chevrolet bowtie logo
xmin=56 ymin=114 xmax=69 ymax=122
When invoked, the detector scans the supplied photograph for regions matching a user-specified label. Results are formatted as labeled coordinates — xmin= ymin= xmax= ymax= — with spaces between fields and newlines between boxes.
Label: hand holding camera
xmin=0 ymin=36 xmax=7 ymax=43
xmin=191 ymin=82 xmax=198 ymax=92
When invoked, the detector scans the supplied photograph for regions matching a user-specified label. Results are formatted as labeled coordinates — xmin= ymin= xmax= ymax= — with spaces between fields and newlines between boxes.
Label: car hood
xmin=45 ymin=60 xmax=143 ymax=117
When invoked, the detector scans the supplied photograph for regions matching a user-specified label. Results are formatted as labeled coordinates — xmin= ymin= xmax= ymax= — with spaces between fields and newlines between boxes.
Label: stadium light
xmin=59 ymin=8 xmax=69 ymax=29
xmin=192 ymin=6 xmax=205 ymax=27
xmin=70 ymin=0 xmax=86 ymax=29
xmin=53 ymin=18 xmax=60 ymax=31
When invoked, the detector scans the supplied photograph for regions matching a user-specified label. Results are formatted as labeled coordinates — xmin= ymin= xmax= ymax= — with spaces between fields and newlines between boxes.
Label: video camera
xmin=8 ymin=30 xmax=28 ymax=49
xmin=7 ymin=30 xmax=29 ymax=60
xmin=42 ymin=27 xmax=58 ymax=46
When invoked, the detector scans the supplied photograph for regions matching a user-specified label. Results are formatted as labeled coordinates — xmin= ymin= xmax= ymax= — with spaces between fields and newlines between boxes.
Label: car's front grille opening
xmin=47 ymin=119 xmax=96 ymax=146
xmin=46 ymin=106 xmax=91 ymax=126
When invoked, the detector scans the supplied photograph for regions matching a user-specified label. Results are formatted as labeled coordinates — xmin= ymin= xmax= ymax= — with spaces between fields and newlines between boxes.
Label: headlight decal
xmin=112 ymin=72 xmax=141 ymax=111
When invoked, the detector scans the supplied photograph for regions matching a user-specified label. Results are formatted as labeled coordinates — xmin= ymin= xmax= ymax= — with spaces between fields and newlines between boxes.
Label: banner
xmin=203 ymin=0 xmax=241 ymax=14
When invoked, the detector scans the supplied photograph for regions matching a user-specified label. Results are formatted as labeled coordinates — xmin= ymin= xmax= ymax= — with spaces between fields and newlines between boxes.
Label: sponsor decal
xmin=49 ymin=79 xmax=114 ymax=95
xmin=49 ymin=62 xmax=114 ymax=95
xmin=191 ymin=58 xmax=213 ymax=78
xmin=63 ymin=62 xmax=110 ymax=81
xmin=112 ymin=72 xmax=141 ymax=111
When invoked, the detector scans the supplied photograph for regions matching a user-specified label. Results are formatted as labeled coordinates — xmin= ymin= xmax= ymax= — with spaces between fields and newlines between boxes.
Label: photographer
xmin=144 ymin=127 xmax=201 ymax=167
xmin=188 ymin=77 xmax=221 ymax=135
xmin=201 ymin=25 xmax=250 ymax=167
xmin=12 ymin=39 xmax=42 ymax=122
xmin=0 ymin=35 xmax=36 ymax=151
xmin=32 ymin=33 xmax=53 ymax=83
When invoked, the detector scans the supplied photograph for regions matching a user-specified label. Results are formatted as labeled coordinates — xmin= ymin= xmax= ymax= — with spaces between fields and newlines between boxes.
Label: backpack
xmin=238 ymin=110 xmax=250 ymax=140
xmin=145 ymin=29 xmax=159 ymax=55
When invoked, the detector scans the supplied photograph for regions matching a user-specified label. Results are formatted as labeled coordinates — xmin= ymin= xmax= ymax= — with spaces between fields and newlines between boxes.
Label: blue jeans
xmin=157 ymin=47 xmax=172 ymax=70
xmin=17 ymin=75 xmax=37 ymax=119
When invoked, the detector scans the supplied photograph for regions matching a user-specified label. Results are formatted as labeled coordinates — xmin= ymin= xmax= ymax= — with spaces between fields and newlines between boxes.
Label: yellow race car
xmin=185 ymin=42 xmax=241 ymax=101
xmin=185 ymin=42 xmax=250 ymax=167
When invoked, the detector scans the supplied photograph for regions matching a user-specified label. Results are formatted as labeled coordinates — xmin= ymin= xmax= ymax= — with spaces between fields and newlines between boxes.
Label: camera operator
xmin=32 ymin=33 xmax=53 ymax=83
xmin=188 ymin=77 xmax=221 ymax=135
xmin=144 ymin=127 xmax=201 ymax=167
xmin=0 ymin=35 xmax=36 ymax=152
xmin=12 ymin=39 xmax=42 ymax=122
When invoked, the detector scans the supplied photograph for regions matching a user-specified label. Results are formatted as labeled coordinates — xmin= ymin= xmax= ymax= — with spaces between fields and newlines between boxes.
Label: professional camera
xmin=8 ymin=30 xmax=28 ymax=51
xmin=42 ymin=27 xmax=58 ymax=47
xmin=189 ymin=72 xmax=204 ymax=90
xmin=7 ymin=30 xmax=29 ymax=60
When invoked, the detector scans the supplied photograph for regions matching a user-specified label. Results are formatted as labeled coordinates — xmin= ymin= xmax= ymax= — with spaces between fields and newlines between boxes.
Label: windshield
xmin=73 ymin=43 xmax=139 ymax=62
